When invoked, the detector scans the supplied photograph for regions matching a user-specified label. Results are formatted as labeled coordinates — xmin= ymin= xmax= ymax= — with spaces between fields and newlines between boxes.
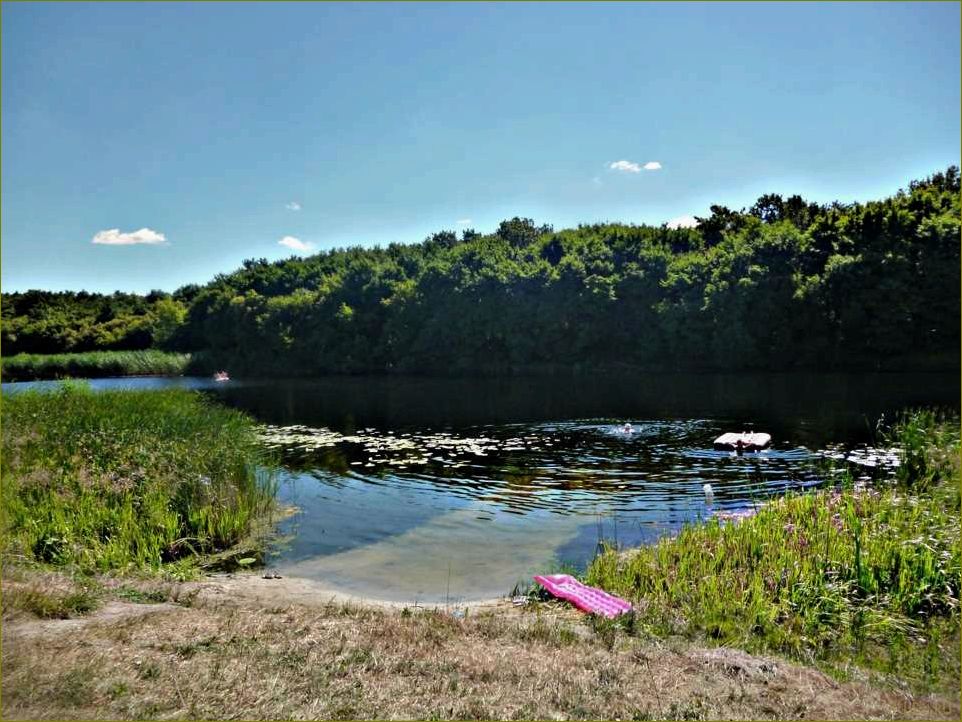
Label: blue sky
xmin=2 ymin=1 xmax=959 ymax=294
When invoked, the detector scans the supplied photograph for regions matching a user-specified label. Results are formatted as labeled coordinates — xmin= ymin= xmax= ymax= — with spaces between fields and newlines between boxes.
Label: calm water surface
xmin=5 ymin=372 xmax=958 ymax=603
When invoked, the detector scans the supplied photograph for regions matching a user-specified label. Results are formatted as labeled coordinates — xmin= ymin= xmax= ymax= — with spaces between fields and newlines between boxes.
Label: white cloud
xmin=608 ymin=159 xmax=662 ymax=173
xmin=609 ymin=160 xmax=641 ymax=173
xmin=278 ymin=235 xmax=313 ymax=252
xmin=92 ymin=227 xmax=167 ymax=245
xmin=591 ymin=176 xmax=603 ymax=186
xmin=666 ymin=215 xmax=699 ymax=229
xmin=285 ymin=201 xmax=301 ymax=211
xmin=456 ymin=218 xmax=472 ymax=225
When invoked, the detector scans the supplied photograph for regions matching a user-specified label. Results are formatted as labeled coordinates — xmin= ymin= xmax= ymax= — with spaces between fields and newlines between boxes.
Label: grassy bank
xmin=1 ymin=384 xmax=276 ymax=575
xmin=586 ymin=410 xmax=961 ymax=691
xmin=0 ymin=350 xmax=192 ymax=381
xmin=4 ymin=574 xmax=958 ymax=720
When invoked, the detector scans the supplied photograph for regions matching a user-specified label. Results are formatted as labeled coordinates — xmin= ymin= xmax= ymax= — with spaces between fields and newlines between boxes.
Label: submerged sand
xmin=272 ymin=506 xmax=587 ymax=604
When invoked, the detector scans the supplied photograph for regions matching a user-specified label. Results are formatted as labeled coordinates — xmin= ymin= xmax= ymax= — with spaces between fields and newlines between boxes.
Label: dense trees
xmin=0 ymin=290 xmax=188 ymax=356
xmin=3 ymin=167 xmax=959 ymax=374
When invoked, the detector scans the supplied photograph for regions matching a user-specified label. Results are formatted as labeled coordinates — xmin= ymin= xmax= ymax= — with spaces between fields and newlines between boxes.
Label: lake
xmin=4 ymin=371 xmax=958 ymax=604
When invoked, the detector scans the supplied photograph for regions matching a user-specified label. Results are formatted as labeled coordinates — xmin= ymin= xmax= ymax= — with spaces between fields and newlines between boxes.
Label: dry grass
xmin=3 ymin=569 xmax=958 ymax=720
xmin=1 ymin=568 xmax=100 ymax=620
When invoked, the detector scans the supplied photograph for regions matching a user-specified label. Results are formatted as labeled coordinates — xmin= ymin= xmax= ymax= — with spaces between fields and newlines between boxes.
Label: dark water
xmin=5 ymin=372 xmax=958 ymax=603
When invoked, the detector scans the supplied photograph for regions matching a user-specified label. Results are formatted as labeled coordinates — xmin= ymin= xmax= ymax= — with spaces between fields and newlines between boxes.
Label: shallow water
xmin=5 ymin=371 xmax=958 ymax=603
xmin=258 ymin=417 xmax=865 ymax=602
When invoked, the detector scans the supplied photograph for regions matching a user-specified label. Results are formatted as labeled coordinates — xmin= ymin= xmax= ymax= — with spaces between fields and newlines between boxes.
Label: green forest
xmin=3 ymin=166 xmax=959 ymax=375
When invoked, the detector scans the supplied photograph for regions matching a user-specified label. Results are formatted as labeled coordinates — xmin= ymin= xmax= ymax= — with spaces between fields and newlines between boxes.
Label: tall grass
xmin=886 ymin=407 xmax=960 ymax=494
xmin=1 ymin=384 xmax=276 ymax=572
xmin=0 ymin=350 xmax=191 ymax=382
xmin=585 ymin=410 xmax=961 ymax=686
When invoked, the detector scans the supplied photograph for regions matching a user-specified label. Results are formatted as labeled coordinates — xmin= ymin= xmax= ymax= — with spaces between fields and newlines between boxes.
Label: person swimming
xmin=622 ymin=422 xmax=632 ymax=434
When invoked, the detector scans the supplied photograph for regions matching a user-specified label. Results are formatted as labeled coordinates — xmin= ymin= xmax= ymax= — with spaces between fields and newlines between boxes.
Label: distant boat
xmin=213 ymin=371 xmax=230 ymax=382
xmin=713 ymin=431 xmax=771 ymax=451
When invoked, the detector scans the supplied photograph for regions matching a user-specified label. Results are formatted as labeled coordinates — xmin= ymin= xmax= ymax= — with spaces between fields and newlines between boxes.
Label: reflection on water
xmin=264 ymin=416 xmax=909 ymax=602
xmin=213 ymin=372 xmax=959 ymax=449
xmin=234 ymin=372 xmax=959 ymax=601
xmin=4 ymin=372 xmax=958 ymax=603
xmin=263 ymin=420 xmax=823 ymax=517
xmin=1 ymin=376 xmax=225 ymax=393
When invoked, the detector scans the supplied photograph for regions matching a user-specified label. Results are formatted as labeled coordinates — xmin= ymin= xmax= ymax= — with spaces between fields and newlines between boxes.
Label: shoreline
xmin=200 ymin=571 xmax=512 ymax=612
xmin=4 ymin=363 xmax=962 ymax=385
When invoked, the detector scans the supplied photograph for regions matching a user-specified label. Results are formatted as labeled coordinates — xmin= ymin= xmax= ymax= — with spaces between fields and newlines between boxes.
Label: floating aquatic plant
xmin=256 ymin=424 xmax=544 ymax=469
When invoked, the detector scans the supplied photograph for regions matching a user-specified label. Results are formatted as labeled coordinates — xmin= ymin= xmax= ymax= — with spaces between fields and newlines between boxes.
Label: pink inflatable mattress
xmin=533 ymin=574 xmax=633 ymax=618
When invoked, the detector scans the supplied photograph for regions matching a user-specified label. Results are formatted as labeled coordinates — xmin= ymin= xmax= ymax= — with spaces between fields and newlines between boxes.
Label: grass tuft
xmin=2 ymin=570 xmax=101 ymax=619
xmin=1 ymin=384 xmax=276 ymax=573
xmin=886 ymin=408 xmax=961 ymax=493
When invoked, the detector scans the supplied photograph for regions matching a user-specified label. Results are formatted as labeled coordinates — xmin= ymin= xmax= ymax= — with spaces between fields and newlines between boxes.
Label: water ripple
xmin=260 ymin=419 xmax=896 ymax=517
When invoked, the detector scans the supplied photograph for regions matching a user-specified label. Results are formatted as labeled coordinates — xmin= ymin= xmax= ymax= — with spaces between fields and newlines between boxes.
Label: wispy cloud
xmin=608 ymin=159 xmax=662 ymax=173
xmin=456 ymin=218 xmax=472 ymax=225
xmin=92 ymin=228 xmax=167 ymax=246
xmin=285 ymin=201 xmax=301 ymax=211
xmin=666 ymin=215 xmax=699 ymax=229
xmin=591 ymin=176 xmax=603 ymax=186
xmin=278 ymin=235 xmax=313 ymax=252
xmin=609 ymin=160 xmax=641 ymax=173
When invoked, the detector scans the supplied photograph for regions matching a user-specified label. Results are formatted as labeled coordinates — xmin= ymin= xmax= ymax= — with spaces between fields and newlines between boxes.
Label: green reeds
xmin=1 ymin=384 xmax=276 ymax=573
xmin=0 ymin=350 xmax=191 ymax=381
xmin=886 ymin=408 xmax=960 ymax=493
xmin=588 ymin=486 xmax=959 ymax=643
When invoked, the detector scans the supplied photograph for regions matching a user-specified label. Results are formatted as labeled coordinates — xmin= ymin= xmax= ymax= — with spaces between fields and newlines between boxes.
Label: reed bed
xmin=1 ymin=384 xmax=276 ymax=573
xmin=0 ymin=350 xmax=191 ymax=381
xmin=586 ymin=410 xmax=961 ymax=686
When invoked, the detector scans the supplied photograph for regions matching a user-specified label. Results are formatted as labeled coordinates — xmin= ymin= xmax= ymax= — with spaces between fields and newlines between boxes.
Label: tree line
xmin=1 ymin=289 xmax=191 ymax=356
xmin=3 ymin=166 xmax=959 ymax=374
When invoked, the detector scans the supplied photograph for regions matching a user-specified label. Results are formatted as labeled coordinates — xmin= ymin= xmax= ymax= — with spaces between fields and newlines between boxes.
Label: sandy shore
xmin=198 ymin=571 xmax=514 ymax=611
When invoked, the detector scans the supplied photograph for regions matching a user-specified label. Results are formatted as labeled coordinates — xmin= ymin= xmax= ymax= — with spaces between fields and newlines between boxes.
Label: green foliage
xmin=886 ymin=409 xmax=961 ymax=493
xmin=3 ymin=166 xmax=959 ymax=374
xmin=584 ymin=413 xmax=961 ymax=686
xmin=0 ymin=350 xmax=191 ymax=381
xmin=177 ymin=166 xmax=958 ymax=375
xmin=150 ymin=297 xmax=188 ymax=346
xmin=1 ymin=289 xmax=192 ymax=355
xmin=115 ymin=586 xmax=168 ymax=604
xmin=0 ymin=385 xmax=277 ymax=572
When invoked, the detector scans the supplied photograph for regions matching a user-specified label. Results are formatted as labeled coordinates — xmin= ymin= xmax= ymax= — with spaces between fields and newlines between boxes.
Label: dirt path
xmin=3 ymin=573 xmax=958 ymax=720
